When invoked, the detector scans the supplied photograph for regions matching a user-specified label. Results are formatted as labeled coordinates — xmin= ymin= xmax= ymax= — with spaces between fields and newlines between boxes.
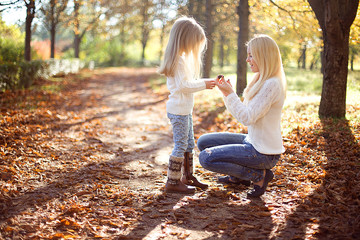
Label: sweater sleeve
xmin=173 ymin=59 xmax=206 ymax=93
xmin=224 ymin=78 xmax=281 ymax=126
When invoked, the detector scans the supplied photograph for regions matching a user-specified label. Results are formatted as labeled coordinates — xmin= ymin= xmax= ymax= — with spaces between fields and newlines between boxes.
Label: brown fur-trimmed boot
xmin=165 ymin=155 xmax=195 ymax=194
xmin=181 ymin=152 xmax=208 ymax=190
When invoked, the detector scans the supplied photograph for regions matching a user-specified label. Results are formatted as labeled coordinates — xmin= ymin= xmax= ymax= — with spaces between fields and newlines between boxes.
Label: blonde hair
xmin=158 ymin=16 xmax=207 ymax=78
xmin=243 ymin=34 xmax=286 ymax=101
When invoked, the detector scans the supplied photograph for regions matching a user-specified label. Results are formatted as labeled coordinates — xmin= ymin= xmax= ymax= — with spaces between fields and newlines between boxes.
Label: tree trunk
xmin=24 ymin=0 xmax=35 ymax=61
xmin=320 ymin=30 xmax=349 ymax=118
xmin=202 ymin=0 xmax=213 ymax=78
xmin=219 ymin=35 xmax=225 ymax=69
xmin=50 ymin=25 xmax=56 ymax=58
xmin=159 ymin=22 xmax=166 ymax=63
xmin=141 ymin=41 xmax=147 ymax=65
xmin=140 ymin=0 xmax=150 ymax=65
xmin=49 ymin=0 xmax=56 ymax=59
xmin=310 ymin=54 xmax=318 ymax=70
xmin=320 ymin=50 xmax=324 ymax=74
xmin=119 ymin=20 xmax=126 ymax=62
xmin=74 ymin=34 xmax=80 ymax=58
xmin=302 ymin=45 xmax=306 ymax=69
xmin=297 ymin=44 xmax=306 ymax=69
xmin=236 ymin=0 xmax=249 ymax=95
xmin=308 ymin=0 xmax=359 ymax=118
xmin=297 ymin=49 xmax=302 ymax=69
xmin=74 ymin=0 xmax=80 ymax=58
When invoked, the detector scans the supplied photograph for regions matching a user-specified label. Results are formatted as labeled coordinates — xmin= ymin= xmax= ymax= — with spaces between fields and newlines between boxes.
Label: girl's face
xmin=246 ymin=49 xmax=259 ymax=73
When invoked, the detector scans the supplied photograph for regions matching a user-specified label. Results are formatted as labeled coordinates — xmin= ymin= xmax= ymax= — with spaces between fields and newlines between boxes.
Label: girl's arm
xmin=174 ymin=60 xmax=215 ymax=93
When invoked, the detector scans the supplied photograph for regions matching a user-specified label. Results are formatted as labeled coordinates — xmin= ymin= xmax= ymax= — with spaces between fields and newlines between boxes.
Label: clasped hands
xmin=205 ymin=74 xmax=234 ymax=97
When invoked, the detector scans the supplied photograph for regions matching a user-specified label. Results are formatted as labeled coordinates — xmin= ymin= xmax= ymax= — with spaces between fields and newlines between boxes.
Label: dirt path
xmin=73 ymin=68 xmax=173 ymax=193
xmin=0 ymin=67 xmax=322 ymax=240
xmin=2 ymin=67 xmax=359 ymax=239
xmin=59 ymin=68 xmax=278 ymax=240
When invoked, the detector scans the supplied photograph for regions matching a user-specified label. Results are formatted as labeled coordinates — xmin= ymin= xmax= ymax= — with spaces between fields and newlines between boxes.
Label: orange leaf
xmin=4 ymin=226 xmax=13 ymax=232
xmin=32 ymin=150 xmax=45 ymax=157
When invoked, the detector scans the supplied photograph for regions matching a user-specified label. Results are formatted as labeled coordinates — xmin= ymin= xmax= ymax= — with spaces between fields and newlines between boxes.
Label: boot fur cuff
xmin=168 ymin=155 xmax=183 ymax=184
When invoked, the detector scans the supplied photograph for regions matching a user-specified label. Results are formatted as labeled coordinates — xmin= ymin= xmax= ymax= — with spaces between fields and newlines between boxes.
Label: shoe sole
xmin=165 ymin=189 xmax=196 ymax=194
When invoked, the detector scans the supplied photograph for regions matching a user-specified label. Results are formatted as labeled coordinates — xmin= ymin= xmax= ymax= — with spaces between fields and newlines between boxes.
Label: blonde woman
xmin=197 ymin=35 xmax=286 ymax=197
xmin=158 ymin=16 xmax=216 ymax=194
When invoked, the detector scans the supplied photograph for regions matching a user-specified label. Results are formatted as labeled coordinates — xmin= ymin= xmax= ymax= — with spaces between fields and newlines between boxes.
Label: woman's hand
xmin=205 ymin=80 xmax=216 ymax=89
xmin=216 ymin=75 xmax=234 ymax=97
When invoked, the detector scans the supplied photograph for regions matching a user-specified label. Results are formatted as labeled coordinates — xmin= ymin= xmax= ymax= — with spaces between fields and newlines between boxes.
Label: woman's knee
xmin=197 ymin=134 xmax=213 ymax=151
xmin=198 ymin=149 xmax=211 ymax=169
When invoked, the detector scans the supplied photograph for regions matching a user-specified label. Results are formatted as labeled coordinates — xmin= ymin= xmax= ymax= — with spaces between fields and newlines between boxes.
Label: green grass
xmin=149 ymin=65 xmax=360 ymax=108
xmin=284 ymin=67 xmax=323 ymax=94
xmin=212 ymin=66 xmax=360 ymax=104
xmin=148 ymin=74 xmax=167 ymax=94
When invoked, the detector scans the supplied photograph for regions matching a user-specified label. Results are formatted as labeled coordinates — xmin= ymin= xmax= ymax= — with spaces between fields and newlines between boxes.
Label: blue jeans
xmin=167 ymin=113 xmax=195 ymax=158
xmin=197 ymin=132 xmax=280 ymax=182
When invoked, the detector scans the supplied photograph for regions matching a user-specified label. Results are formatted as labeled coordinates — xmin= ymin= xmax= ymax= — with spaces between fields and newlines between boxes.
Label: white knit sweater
xmin=166 ymin=56 xmax=209 ymax=115
xmin=224 ymin=77 xmax=285 ymax=155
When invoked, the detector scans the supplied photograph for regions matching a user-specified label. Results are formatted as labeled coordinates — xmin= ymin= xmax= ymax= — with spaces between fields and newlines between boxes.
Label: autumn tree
xmin=139 ymin=0 xmax=155 ymax=65
xmin=153 ymin=0 xmax=175 ymax=62
xmin=0 ymin=0 xmax=21 ymax=12
xmin=236 ymin=0 xmax=249 ymax=95
xmin=185 ymin=0 xmax=208 ymax=75
xmin=308 ymin=0 xmax=359 ymax=118
xmin=214 ymin=2 xmax=237 ymax=69
xmin=201 ymin=0 xmax=214 ymax=78
xmin=24 ymin=0 xmax=35 ymax=61
xmin=73 ymin=0 xmax=81 ymax=58
xmin=262 ymin=1 xmax=320 ymax=70
xmin=40 ymin=0 xmax=68 ymax=59
xmin=184 ymin=0 xmax=235 ymax=78
xmin=0 ymin=0 xmax=35 ymax=61
xmin=99 ymin=0 xmax=138 ymax=65
xmin=349 ymin=7 xmax=360 ymax=71
xmin=111 ymin=0 xmax=133 ymax=63
xmin=70 ymin=0 xmax=108 ymax=58
xmin=184 ymin=0 xmax=218 ymax=78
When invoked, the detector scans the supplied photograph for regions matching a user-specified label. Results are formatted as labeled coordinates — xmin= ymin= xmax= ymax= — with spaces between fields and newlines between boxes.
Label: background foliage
xmin=1 ymin=0 xmax=359 ymax=69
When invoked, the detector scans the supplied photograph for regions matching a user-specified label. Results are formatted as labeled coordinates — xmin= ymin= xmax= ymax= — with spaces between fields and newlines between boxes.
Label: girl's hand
xmin=216 ymin=75 xmax=234 ymax=97
xmin=205 ymin=80 xmax=216 ymax=89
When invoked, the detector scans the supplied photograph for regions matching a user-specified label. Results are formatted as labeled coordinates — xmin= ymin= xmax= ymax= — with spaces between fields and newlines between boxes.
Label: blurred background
xmin=1 ymin=0 xmax=359 ymax=69
xmin=0 ymin=0 xmax=359 ymax=110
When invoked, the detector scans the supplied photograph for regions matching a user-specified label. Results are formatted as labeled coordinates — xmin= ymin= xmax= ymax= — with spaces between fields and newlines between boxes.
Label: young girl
xmin=198 ymin=34 xmax=286 ymax=197
xmin=158 ymin=16 xmax=216 ymax=194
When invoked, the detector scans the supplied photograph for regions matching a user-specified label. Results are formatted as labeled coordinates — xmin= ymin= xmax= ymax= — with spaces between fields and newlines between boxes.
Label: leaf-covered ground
xmin=0 ymin=68 xmax=359 ymax=239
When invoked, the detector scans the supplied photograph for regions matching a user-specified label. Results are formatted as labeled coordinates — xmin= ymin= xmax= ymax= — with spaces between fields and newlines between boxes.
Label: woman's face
xmin=246 ymin=49 xmax=259 ymax=73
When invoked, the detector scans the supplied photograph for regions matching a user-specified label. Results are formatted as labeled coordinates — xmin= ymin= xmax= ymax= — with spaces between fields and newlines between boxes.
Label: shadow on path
xmin=121 ymin=188 xmax=275 ymax=239
xmin=276 ymin=118 xmax=360 ymax=239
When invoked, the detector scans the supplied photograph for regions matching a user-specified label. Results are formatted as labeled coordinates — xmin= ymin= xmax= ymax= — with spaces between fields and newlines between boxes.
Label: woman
xmin=197 ymin=34 xmax=286 ymax=197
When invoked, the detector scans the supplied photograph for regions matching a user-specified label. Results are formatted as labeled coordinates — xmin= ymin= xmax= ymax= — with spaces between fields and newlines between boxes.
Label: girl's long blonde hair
xmin=243 ymin=34 xmax=286 ymax=101
xmin=158 ymin=16 xmax=207 ymax=79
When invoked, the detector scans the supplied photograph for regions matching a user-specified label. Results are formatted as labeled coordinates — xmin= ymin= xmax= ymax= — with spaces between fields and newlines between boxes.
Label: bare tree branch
xmin=0 ymin=0 xmax=21 ymax=12
xmin=0 ymin=0 xmax=21 ymax=6
xmin=268 ymin=0 xmax=306 ymax=38
xmin=269 ymin=0 xmax=312 ymax=14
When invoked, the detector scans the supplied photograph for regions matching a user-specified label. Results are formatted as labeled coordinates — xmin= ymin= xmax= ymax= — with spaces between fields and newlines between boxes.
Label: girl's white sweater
xmin=224 ymin=77 xmax=285 ymax=155
xmin=166 ymin=56 xmax=209 ymax=115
